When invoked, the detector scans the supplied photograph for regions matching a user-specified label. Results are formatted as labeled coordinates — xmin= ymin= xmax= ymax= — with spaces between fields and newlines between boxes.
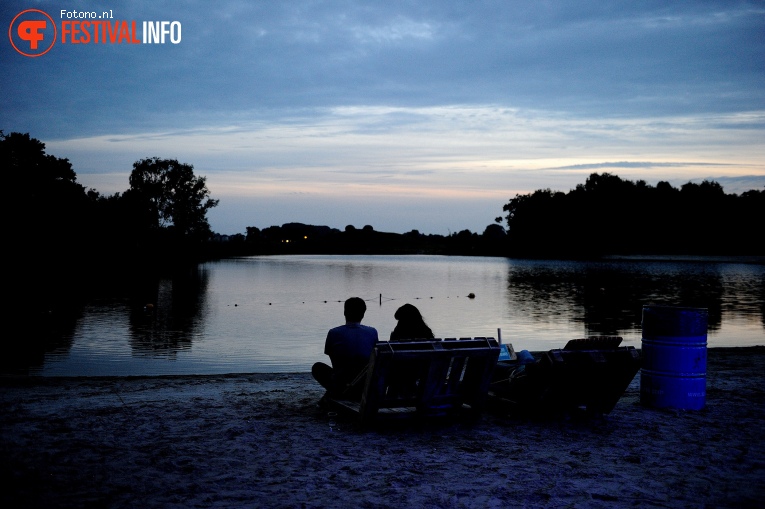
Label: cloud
xmin=5 ymin=1 xmax=764 ymax=235
xmin=3 ymin=0 xmax=764 ymax=140
xmin=690 ymin=175 xmax=765 ymax=195
xmin=351 ymin=17 xmax=437 ymax=44
xmin=546 ymin=161 xmax=743 ymax=171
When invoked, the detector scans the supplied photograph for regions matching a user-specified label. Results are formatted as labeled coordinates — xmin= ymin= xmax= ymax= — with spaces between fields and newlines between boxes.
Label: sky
xmin=3 ymin=0 xmax=764 ymax=235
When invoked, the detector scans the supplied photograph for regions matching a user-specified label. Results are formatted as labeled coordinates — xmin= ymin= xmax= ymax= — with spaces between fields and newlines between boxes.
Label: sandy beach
xmin=2 ymin=347 xmax=764 ymax=508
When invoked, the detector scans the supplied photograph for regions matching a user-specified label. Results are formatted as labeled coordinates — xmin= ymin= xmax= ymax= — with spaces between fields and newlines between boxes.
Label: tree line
xmin=3 ymin=131 xmax=219 ymax=325
xmin=218 ymin=173 xmax=764 ymax=259
xmin=4 ymin=131 xmax=218 ymax=272
xmin=496 ymin=172 xmax=764 ymax=258
xmin=5 ymin=131 xmax=762 ymax=270
xmin=208 ymin=222 xmax=508 ymax=257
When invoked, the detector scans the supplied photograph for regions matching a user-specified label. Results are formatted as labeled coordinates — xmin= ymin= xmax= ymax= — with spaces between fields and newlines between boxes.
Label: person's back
xmin=387 ymin=304 xmax=434 ymax=396
xmin=325 ymin=322 xmax=378 ymax=390
xmin=312 ymin=297 xmax=378 ymax=399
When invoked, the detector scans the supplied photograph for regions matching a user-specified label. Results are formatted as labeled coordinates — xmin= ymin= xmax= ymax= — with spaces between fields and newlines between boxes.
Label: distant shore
xmin=2 ymin=346 xmax=764 ymax=508
xmin=601 ymin=254 xmax=765 ymax=264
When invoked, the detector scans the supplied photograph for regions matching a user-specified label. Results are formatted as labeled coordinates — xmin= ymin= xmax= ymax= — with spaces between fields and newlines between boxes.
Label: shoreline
xmin=4 ymin=346 xmax=761 ymax=383
xmin=2 ymin=347 xmax=764 ymax=508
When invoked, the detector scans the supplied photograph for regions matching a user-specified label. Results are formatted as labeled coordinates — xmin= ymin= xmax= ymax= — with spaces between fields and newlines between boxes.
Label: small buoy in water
xmin=467 ymin=293 xmax=476 ymax=299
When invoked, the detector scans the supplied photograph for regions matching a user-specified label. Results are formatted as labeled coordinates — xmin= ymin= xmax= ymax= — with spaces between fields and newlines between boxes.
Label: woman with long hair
xmin=390 ymin=303 xmax=434 ymax=341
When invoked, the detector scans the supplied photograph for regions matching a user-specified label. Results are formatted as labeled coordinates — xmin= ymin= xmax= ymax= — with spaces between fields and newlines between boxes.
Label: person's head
xmin=344 ymin=297 xmax=366 ymax=322
xmin=394 ymin=303 xmax=423 ymax=323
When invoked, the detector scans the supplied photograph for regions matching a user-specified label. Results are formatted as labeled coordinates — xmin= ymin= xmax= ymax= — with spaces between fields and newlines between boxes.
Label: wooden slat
xmin=328 ymin=338 xmax=500 ymax=425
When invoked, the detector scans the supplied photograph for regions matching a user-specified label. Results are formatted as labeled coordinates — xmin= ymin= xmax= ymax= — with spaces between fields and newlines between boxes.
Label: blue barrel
xmin=640 ymin=306 xmax=708 ymax=410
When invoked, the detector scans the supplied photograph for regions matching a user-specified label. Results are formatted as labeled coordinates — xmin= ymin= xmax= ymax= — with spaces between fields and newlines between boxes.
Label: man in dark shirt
xmin=312 ymin=297 xmax=379 ymax=399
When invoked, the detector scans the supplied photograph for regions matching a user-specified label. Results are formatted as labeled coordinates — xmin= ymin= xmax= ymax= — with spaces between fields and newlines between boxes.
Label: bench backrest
xmin=358 ymin=338 xmax=501 ymax=424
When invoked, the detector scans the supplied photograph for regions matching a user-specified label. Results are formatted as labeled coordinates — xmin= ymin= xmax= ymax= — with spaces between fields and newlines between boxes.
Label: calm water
xmin=17 ymin=255 xmax=765 ymax=376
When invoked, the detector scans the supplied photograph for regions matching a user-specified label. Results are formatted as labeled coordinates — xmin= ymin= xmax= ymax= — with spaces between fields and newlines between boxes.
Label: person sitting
xmin=312 ymin=297 xmax=379 ymax=400
xmin=389 ymin=303 xmax=434 ymax=341
xmin=387 ymin=304 xmax=434 ymax=397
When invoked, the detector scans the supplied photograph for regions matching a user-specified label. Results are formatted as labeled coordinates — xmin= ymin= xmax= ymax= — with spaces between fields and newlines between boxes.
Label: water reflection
xmin=7 ymin=256 xmax=764 ymax=376
xmin=506 ymin=260 xmax=764 ymax=336
xmin=127 ymin=267 xmax=209 ymax=357
xmin=1 ymin=312 xmax=80 ymax=375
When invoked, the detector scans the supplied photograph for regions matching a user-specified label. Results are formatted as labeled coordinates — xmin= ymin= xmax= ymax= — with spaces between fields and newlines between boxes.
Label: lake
xmin=14 ymin=255 xmax=765 ymax=376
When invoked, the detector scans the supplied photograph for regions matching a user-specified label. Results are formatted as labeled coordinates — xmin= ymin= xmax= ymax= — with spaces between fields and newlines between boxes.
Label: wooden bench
xmin=328 ymin=338 xmax=501 ymax=426
xmin=489 ymin=337 xmax=641 ymax=416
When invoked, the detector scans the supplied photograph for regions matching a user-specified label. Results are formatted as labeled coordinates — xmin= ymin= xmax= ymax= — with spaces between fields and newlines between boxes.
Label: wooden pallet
xmin=489 ymin=340 xmax=641 ymax=416
xmin=328 ymin=338 xmax=501 ymax=426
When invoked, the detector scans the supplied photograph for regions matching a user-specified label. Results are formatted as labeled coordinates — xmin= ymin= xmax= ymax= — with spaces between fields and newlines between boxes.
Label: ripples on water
xmin=11 ymin=255 xmax=765 ymax=376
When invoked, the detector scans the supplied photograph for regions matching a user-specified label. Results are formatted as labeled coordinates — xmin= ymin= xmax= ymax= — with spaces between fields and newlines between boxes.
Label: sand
xmin=1 ymin=347 xmax=764 ymax=509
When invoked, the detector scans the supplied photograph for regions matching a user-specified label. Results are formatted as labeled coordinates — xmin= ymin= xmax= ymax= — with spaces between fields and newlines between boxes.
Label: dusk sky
xmin=3 ymin=0 xmax=764 ymax=235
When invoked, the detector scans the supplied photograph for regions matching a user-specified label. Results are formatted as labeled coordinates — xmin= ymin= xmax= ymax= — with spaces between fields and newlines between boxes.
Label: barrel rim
xmin=641 ymin=336 xmax=708 ymax=345
xmin=640 ymin=368 xmax=707 ymax=377
xmin=642 ymin=305 xmax=709 ymax=312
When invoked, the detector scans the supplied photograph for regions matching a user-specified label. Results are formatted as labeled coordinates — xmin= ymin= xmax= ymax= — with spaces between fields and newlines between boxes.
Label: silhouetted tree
xmin=2 ymin=131 xmax=94 ymax=260
xmin=2 ymin=131 xmax=94 ymax=322
xmin=501 ymin=188 xmax=568 ymax=256
xmin=499 ymin=172 xmax=764 ymax=257
xmin=125 ymin=157 xmax=218 ymax=243
xmin=482 ymin=224 xmax=506 ymax=239
xmin=245 ymin=226 xmax=261 ymax=242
